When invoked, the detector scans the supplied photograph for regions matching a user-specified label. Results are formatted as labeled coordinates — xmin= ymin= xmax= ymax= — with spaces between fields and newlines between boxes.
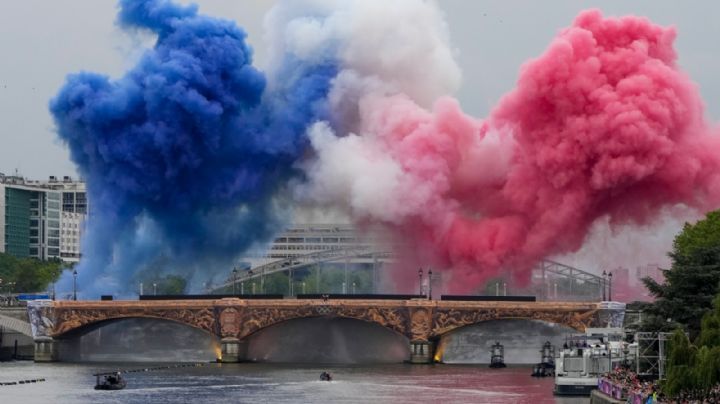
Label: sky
xmin=1 ymin=0 xmax=719 ymax=180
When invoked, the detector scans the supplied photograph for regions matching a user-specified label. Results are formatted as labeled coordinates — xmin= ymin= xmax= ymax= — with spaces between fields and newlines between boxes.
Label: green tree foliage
xmin=642 ymin=210 xmax=720 ymax=338
xmin=665 ymin=293 xmax=720 ymax=396
xmin=673 ymin=211 xmax=720 ymax=258
xmin=0 ymin=252 xmax=66 ymax=293
xmin=697 ymin=294 xmax=720 ymax=348
xmin=664 ymin=329 xmax=698 ymax=396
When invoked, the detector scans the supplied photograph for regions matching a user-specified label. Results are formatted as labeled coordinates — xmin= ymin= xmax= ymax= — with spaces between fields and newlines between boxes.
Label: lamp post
xmin=153 ymin=283 xmax=157 ymax=296
xmin=428 ymin=269 xmax=433 ymax=300
xmin=232 ymin=267 xmax=238 ymax=296
xmin=418 ymin=268 xmax=423 ymax=295
xmin=72 ymin=269 xmax=78 ymax=301
xmin=602 ymin=270 xmax=607 ymax=301
xmin=608 ymin=272 xmax=613 ymax=301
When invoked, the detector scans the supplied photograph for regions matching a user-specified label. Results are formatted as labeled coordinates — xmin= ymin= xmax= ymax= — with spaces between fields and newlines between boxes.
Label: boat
xmin=94 ymin=372 xmax=127 ymax=390
xmin=489 ymin=341 xmax=507 ymax=368
xmin=531 ymin=341 xmax=555 ymax=377
xmin=320 ymin=372 xmax=332 ymax=381
xmin=553 ymin=328 xmax=626 ymax=396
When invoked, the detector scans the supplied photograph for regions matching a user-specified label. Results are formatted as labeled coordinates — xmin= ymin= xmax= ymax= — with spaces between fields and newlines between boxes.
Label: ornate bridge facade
xmin=27 ymin=299 xmax=625 ymax=363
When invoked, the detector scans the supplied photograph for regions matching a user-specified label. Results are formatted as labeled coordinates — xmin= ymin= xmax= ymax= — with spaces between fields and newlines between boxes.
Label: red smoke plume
xmin=347 ymin=10 xmax=720 ymax=292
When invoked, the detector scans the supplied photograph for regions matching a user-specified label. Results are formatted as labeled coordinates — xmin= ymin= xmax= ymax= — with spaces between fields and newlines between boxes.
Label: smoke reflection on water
xmin=246 ymin=317 xmax=410 ymax=363
xmin=57 ymin=318 xmax=219 ymax=362
xmin=438 ymin=319 xmax=575 ymax=365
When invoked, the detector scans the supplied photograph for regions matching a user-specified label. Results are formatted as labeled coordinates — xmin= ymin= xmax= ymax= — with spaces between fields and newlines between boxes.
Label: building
xmin=0 ymin=174 xmax=86 ymax=262
xmin=239 ymin=224 xmax=382 ymax=268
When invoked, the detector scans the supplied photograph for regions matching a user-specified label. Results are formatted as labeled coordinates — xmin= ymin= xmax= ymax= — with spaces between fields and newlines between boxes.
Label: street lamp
xmin=602 ymin=270 xmax=607 ymax=301
xmin=153 ymin=283 xmax=157 ymax=296
xmin=72 ymin=269 xmax=78 ymax=301
xmin=608 ymin=272 xmax=613 ymax=301
xmin=428 ymin=269 xmax=433 ymax=300
xmin=232 ymin=267 xmax=238 ymax=296
xmin=418 ymin=268 xmax=423 ymax=295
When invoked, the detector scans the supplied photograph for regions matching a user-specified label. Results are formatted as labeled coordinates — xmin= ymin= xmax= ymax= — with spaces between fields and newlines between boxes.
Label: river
xmin=0 ymin=361 xmax=588 ymax=404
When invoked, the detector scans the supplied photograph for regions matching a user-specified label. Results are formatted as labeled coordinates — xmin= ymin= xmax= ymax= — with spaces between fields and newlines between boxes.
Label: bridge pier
xmin=33 ymin=337 xmax=58 ymax=362
xmin=408 ymin=340 xmax=435 ymax=364
xmin=220 ymin=338 xmax=248 ymax=363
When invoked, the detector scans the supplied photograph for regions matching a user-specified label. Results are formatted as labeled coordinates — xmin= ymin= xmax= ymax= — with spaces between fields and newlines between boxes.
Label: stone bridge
xmin=27 ymin=299 xmax=625 ymax=363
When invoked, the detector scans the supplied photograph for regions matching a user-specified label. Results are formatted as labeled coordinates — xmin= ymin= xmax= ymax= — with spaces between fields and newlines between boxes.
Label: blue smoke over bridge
xmin=49 ymin=0 xmax=336 ymax=296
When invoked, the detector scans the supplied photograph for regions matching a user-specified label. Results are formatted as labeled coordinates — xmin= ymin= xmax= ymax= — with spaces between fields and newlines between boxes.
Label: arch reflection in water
xmin=246 ymin=317 xmax=410 ymax=363
xmin=437 ymin=319 xmax=575 ymax=364
xmin=57 ymin=318 xmax=219 ymax=362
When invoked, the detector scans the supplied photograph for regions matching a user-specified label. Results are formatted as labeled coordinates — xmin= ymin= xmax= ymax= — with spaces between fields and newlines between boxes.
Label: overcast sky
xmin=1 ymin=1 xmax=718 ymax=180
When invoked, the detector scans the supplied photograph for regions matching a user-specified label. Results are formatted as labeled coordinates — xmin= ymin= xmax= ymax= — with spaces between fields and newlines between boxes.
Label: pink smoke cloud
xmin=305 ymin=9 xmax=720 ymax=292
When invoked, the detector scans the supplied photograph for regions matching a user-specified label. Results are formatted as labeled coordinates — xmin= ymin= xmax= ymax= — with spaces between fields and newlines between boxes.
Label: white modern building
xmin=239 ymin=224 xmax=388 ymax=269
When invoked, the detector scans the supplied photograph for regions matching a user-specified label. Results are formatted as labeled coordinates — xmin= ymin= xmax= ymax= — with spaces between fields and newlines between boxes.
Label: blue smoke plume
xmin=49 ymin=0 xmax=336 ymax=296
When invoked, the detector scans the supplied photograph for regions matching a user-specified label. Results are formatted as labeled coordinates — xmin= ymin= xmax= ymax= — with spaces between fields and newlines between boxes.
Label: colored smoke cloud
xmin=51 ymin=0 xmax=720 ymax=296
xmin=303 ymin=9 xmax=720 ymax=292
xmin=50 ymin=0 xmax=335 ymax=295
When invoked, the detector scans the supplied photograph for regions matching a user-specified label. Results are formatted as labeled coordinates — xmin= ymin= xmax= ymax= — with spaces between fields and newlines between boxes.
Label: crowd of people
xmin=664 ymin=385 xmax=720 ymax=404
xmin=602 ymin=367 xmax=720 ymax=403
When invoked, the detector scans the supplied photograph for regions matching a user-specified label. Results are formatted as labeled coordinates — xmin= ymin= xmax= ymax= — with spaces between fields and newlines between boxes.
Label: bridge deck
xmin=48 ymin=298 xmax=600 ymax=310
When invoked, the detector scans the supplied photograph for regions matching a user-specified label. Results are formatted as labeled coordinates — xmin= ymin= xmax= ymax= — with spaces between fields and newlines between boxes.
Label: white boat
xmin=553 ymin=328 xmax=628 ymax=396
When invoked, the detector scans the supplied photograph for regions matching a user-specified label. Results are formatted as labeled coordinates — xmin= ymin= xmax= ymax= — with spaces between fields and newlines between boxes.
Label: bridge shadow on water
xmin=438 ymin=319 xmax=576 ymax=365
xmin=57 ymin=318 xmax=219 ymax=362
xmin=246 ymin=317 xmax=411 ymax=363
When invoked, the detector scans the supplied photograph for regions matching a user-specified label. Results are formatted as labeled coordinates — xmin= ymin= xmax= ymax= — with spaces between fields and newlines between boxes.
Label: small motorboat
xmin=94 ymin=372 xmax=127 ymax=390
xmin=320 ymin=371 xmax=332 ymax=381
xmin=531 ymin=341 xmax=556 ymax=377
xmin=489 ymin=341 xmax=507 ymax=368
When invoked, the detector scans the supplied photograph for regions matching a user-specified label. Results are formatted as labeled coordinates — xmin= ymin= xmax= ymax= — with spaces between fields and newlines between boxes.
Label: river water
xmin=0 ymin=361 xmax=588 ymax=404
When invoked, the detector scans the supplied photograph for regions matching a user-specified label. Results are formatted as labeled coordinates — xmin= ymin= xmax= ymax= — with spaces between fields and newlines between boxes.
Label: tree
xmin=0 ymin=252 xmax=66 ymax=293
xmin=642 ymin=210 xmax=720 ymax=338
xmin=664 ymin=293 xmax=720 ymax=396
xmin=664 ymin=328 xmax=698 ymax=396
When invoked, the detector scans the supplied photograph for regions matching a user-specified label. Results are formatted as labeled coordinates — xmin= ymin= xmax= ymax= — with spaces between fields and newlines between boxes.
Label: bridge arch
xmin=53 ymin=314 xmax=217 ymax=340
xmin=48 ymin=303 xmax=217 ymax=339
xmin=429 ymin=306 xmax=596 ymax=339
xmin=0 ymin=312 xmax=33 ymax=337
xmin=217 ymin=305 xmax=412 ymax=341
